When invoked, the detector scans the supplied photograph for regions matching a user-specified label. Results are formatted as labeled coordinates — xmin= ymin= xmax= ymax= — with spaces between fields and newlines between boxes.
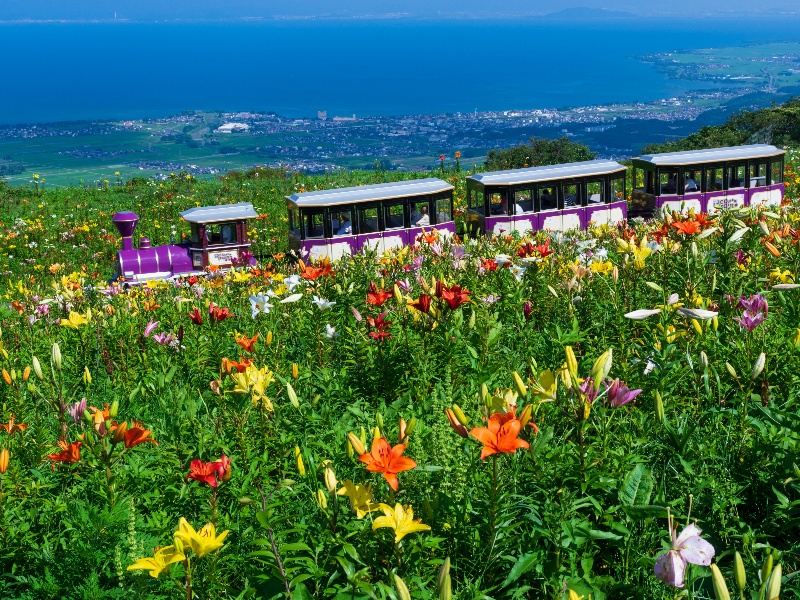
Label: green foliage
xmin=485 ymin=136 xmax=596 ymax=170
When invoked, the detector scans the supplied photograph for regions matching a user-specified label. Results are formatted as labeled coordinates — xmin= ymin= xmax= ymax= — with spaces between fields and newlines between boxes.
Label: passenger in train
xmin=415 ymin=206 xmax=430 ymax=226
xmin=337 ymin=216 xmax=353 ymax=235
xmin=684 ymin=173 xmax=698 ymax=192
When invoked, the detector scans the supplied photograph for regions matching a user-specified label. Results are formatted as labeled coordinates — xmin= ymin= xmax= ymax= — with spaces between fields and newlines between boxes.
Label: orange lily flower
xmin=222 ymin=356 xmax=254 ymax=374
xmin=672 ymin=220 xmax=701 ymax=236
xmin=0 ymin=414 xmax=29 ymax=436
xmin=47 ymin=440 xmax=82 ymax=463
xmin=359 ymin=437 xmax=417 ymax=491
xmin=367 ymin=282 xmax=393 ymax=306
xmin=470 ymin=412 xmax=530 ymax=460
xmin=123 ymin=425 xmax=157 ymax=449
xmin=236 ymin=333 xmax=259 ymax=353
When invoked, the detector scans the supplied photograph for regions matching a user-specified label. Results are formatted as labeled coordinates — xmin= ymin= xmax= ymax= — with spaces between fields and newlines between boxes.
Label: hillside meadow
xmin=0 ymin=155 xmax=799 ymax=599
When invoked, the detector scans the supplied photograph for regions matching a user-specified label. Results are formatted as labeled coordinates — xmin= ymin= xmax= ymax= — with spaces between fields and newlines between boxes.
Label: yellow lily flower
xmin=174 ymin=518 xmax=229 ymax=558
xmin=61 ymin=310 xmax=90 ymax=329
xmin=372 ymin=503 xmax=431 ymax=543
xmin=530 ymin=369 xmax=558 ymax=402
xmin=127 ymin=544 xmax=186 ymax=578
xmin=229 ymin=269 xmax=251 ymax=283
xmin=489 ymin=387 xmax=518 ymax=414
xmin=336 ymin=480 xmax=383 ymax=519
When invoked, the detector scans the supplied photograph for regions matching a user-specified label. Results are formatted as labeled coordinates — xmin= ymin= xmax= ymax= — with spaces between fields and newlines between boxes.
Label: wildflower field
xmin=1 ymin=156 xmax=800 ymax=600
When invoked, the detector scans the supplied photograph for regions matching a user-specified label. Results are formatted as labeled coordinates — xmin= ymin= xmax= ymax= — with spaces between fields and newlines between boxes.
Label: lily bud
xmin=710 ymin=564 xmax=732 ymax=600
xmin=560 ymin=363 xmax=573 ymax=390
xmin=291 ymin=363 xmax=299 ymax=379
xmin=761 ymin=552 xmax=773 ymax=586
xmin=590 ymin=349 xmax=612 ymax=391
xmin=51 ymin=342 xmax=62 ymax=371
xmin=32 ymin=356 xmax=43 ymax=380
xmin=751 ymin=352 xmax=766 ymax=380
xmin=347 ymin=431 xmax=366 ymax=456
xmin=314 ymin=488 xmax=328 ymax=510
xmin=726 ymin=362 xmax=738 ymax=380
xmin=712 ymin=316 xmax=719 ymax=331
xmin=437 ymin=557 xmax=451 ymax=594
xmin=172 ymin=536 xmax=184 ymax=555
xmin=286 ymin=382 xmax=299 ymax=408
xmin=1 ymin=369 xmax=10 ymax=386
xmin=83 ymin=366 xmax=92 ymax=385
xmin=699 ymin=351 xmax=709 ymax=371
xmin=512 ymin=371 xmax=528 ymax=397
xmin=109 ymin=400 xmax=119 ymax=418
xmin=0 ymin=448 xmax=9 ymax=474
xmin=372 ymin=426 xmax=381 ymax=442
xmin=393 ymin=574 xmax=411 ymax=600
xmin=398 ymin=418 xmax=407 ymax=442
xmin=393 ymin=284 xmax=402 ymax=304
xmin=518 ymin=404 xmax=533 ymax=429
xmin=765 ymin=241 xmax=780 ymax=257
xmin=692 ymin=319 xmax=703 ymax=335
xmin=468 ymin=308 xmax=476 ymax=329
xmin=759 ymin=221 xmax=770 ymax=236
xmin=22 ymin=366 xmax=30 ymax=382
xmin=480 ymin=383 xmax=489 ymax=406
xmin=691 ymin=241 xmax=698 ymax=260
xmin=445 ymin=409 xmax=468 ymax=438
xmin=295 ymin=446 xmax=306 ymax=477
xmin=405 ymin=417 xmax=418 ymax=437
xmin=612 ymin=265 xmax=619 ymax=283
xmin=322 ymin=461 xmax=337 ymax=494
xmin=112 ymin=421 xmax=129 ymax=444
xmin=565 ymin=346 xmax=578 ymax=382
xmin=266 ymin=330 xmax=273 ymax=346
xmin=439 ymin=573 xmax=452 ymax=600
xmin=655 ymin=390 xmax=664 ymax=423
xmin=766 ymin=563 xmax=781 ymax=600
xmin=376 ymin=413 xmax=384 ymax=429
xmin=451 ymin=404 xmax=469 ymax=426
xmin=733 ymin=551 xmax=746 ymax=594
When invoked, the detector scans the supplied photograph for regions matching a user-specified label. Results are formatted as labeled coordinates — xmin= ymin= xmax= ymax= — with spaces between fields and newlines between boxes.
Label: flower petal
xmin=654 ymin=550 xmax=686 ymax=588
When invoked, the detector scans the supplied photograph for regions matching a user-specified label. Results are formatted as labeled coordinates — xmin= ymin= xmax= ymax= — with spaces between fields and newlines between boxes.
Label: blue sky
xmin=3 ymin=0 xmax=799 ymax=20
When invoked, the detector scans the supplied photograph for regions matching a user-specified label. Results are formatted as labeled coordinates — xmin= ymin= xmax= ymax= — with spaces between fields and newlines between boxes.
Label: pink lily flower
xmin=654 ymin=517 xmax=715 ymax=588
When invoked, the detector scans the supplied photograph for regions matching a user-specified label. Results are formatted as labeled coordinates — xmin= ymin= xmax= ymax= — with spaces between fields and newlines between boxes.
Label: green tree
xmin=485 ymin=136 xmax=596 ymax=170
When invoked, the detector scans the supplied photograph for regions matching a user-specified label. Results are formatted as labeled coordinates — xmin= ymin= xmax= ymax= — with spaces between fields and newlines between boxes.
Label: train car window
xmin=644 ymin=170 xmax=655 ymax=195
xmin=331 ymin=207 xmax=354 ymax=236
xmin=358 ymin=206 xmax=379 ymax=234
xmin=682 ymin=169 xmax=700 ymax=193
xmin=205 ymin=223 xmax=238 ymax=245
xmin=489 ymin=192 xmax=508 ymax=215
xmin=436 ymin=197 xmax=452 ymax=223
xmin=538 ymin=185 xmax=558 ymax=211
xmin=771 ymin=159 xmax=783 ymax=184
xmin=288 ymin=206 xmax=301 ymax=238
xmin=659 ymin=171 xmax=678 ymax=195
xmin=191 ymin=223 xmax=201 ymax=244
xmin=586 ymin=181 xmax=604 ymax=205
xmin=304 ymin=212 xmax=325 ymax=239
xmin=706 ymin=167 xmax=724 ymax=191
xmin=749 ymin=163 xmax=767 ymax=187
xmin=562 ymin=183 xmax=581 ymax=207
xmin=515 ymin=190 xmax=533 ymax=213
xmin=468 ymin=188 xmax=485 ymax=215
xmin=411 ymin=200 xmax=430 ymax=226
xmin=384 ymin=202 xmax=405 ymax=230
xmin=728 ymin=165 xmax=746 ymax=189
xmin=611 ymin=176 xmax=625 ymax=201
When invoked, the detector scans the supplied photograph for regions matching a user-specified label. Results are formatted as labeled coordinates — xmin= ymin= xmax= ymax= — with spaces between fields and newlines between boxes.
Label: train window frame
xmin=659 ymin=169 xmax=679 ymax=196
xmin=190 ymin=223 xmax=201 ymax=244
xmin=537 ymin=183 xmax=559 ymax=212
xmin=681 ymin=168 xmax=701 ymax=194
xmin=488 ymin=190 xmax=509 ymax=216
xmin=562 ymin=181 xmax=582 ymax=208
xmin=330 ymin=206 xmax=354 ymax=237
xmin=410 ymin=198 xmax=431 ymax=227
xmin=771 ymin=159 xmax=783 ymax=185
xmin=435 ymin=196 xmax=453 ymax=223
xmin=611 ymin=175 xmax=625 ymax=202
xmin=303 ymin=211 xmax=325 ymax=240
xmin=383 ymin=201 xmax=405 ymax=231
xmin=705 ymin=166 xmax=725 ymax=192
xmin=514 ymin=189 xmax=534 ymax=214
xmin=749 ymin=162 xmax=768 ymax=188
xmin=586 ymin=179 xmax=605 ymax=205
xmin=728 ymin=164 xmax=746 ymax=190
xmin=468 ymin=186 xmax=485 ymax=215
xmin=357 ymin=205 xmax=380 ymax=235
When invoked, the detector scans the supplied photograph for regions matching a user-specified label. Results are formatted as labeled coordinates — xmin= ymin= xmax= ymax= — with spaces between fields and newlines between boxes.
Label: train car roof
xmin=635 ymin=144 xmax=785 ymax=166
xmin=180 ymin=203 xmax=259 ymax=224
xmin=286 ymin=178 xmax=454 ymax=208
xmin=467 ymin=160 xmax=626 ymax=186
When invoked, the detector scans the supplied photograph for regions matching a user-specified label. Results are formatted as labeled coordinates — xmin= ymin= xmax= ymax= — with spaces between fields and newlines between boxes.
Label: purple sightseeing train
xmin=465 ymin=159 xmax=628 ymax=236
xmin=112 ymin=202 xmax=258 ymax=283
xmin=631 ymin=144 xmax=785 ymax=216
xmin=287 ymin=179 xmax=456 ymax=261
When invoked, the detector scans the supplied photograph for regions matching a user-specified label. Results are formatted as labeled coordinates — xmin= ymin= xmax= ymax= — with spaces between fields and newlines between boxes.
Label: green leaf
xmin=502 ymin=552 xmax=538 ymax=588
xmin=622 ymin=505 xmax=669 ymax=520
xmin=618 ymin=464 xmax=654 ymax=507
xmin=589 ymin=529 xmax=623 ymax=541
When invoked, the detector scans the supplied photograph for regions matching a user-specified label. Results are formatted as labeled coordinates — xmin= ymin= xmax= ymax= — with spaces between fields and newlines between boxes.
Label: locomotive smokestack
xmin=112 ymin=211 xmax=139 ymax=251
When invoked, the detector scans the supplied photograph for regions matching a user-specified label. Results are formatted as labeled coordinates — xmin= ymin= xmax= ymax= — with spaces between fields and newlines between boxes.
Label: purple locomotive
xmin=112 ymin=202 xmax=258 ymax=283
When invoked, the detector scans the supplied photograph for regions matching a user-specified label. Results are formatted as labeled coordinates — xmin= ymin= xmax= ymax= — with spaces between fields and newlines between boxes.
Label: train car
xmin=631 ymin=144 xmax=785 ymax=216
xmin=112 ymin=202 xmax=258 ymax=283
xmin=465 ymin=159 xmax=627 ymax=236
xmin=287 ymin=179 xmax=455 ymax=260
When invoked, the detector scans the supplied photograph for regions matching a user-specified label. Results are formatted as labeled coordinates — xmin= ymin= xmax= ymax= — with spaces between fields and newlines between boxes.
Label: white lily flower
xmin=280 ymin=293 xmax=303 ymax=304
xmin=624 ymin=309 xmax=662 ymax=320
xmin=676 ymin=307 xmax=718 ymax=320
xmin=325 ymin=324 xmax=339 ymax=339
xmin=510 ymin=265 xmax=526 ymax=282
xmin=494 ymin=254 xmax=513 ymax=267
xmin=249 ymin=293 xmax=273 ymax=318
xmin=312 ymin=295 xmax=337 ymax=310
xmin=284 ymin=274 xmax=302 ymax=292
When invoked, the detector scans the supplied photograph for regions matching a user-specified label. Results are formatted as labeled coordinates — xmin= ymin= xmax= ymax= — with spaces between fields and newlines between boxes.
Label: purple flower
xmin=734 ymin=249 xmax=751 ymax=266
xmin=578 ymin=377 xmax=599 ymax=403
xmin=409 ymin=255 xmax=424 ymax=272
xmin=450 ymin=245 xmax=468 ymax=259
xmin=604 ymin=378 xmax=642 ymax=408
xmin=144 ymin=319 xmax=159 ymax=338
xmin=68 ymin=398 xmax=87 ymax=424
xmin=654 ymin=521 xmax=715 ymax=588
xmin=396 ymin=278 xmax=412 ymax=293
xmin=350 ymin=306 xmax=363 ymax=323
xmin=481 ymin=294 xmax=500 ymax=305
xmin=523 ymin=300 xmax=532 ymax=321
xmin=735 ymin=311 xmax=767 ymax=332
xmin=430 ymin=242 xmax=445 ymax=257
xmin=152 ymin=332 xmax=176 ymax=346
xmin=737 ymin=294 xmax=768 ymax=316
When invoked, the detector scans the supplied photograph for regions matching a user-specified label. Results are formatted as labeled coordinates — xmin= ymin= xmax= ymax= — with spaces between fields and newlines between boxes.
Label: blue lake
xmin=1 ymin=18 xmax=800 ymax=124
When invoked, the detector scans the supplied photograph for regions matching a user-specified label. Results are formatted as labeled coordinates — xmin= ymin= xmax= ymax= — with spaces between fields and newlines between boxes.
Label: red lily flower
xmin=436 ymin=282 xmax=471 ymax=310
xmin=409 ymin=294 xmax=432 ymax=314
xmin=0 ymin=414 xmax=29 ymax=436
xmin=188 ymin=307 xmax=203 ymax=325
xmin=481 ymin=259 xmax=498 ymax=271
xmin=47 ymin=440 xmax=82 ymax=463
xmin=188 ymin=459 xmax=223 ymax=487
xmin=367 ymin=311 xmax=393 ymax=341
xmin=123 ymin=425 xmax=157 ymax=448
xmin=222 ymin=356 xmax=254 ymax=374
xmin=359 ymin=437 xmax=417 ymax=491
xmin=208 ymin=303 xmax=231 ymax=322
xmin=367 ymin=281 xmax=393 ymax=306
